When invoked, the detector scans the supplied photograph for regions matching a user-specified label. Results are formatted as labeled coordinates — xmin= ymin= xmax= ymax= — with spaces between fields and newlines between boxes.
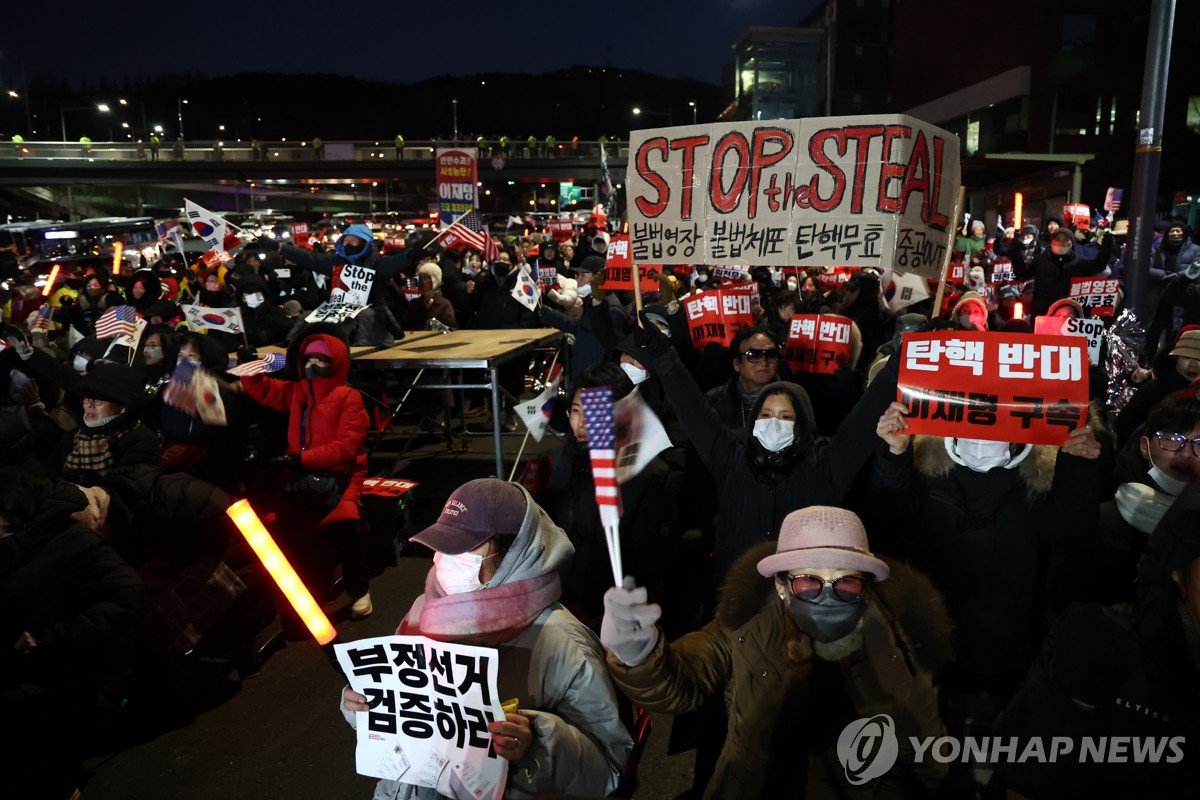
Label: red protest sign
xmin=683 ymin=286 xmax=757 ymax=349
xmin=786 ymin=313 xmax=853 ymax=374
xmin=948 ymin=262 xmax=966 ymax=283
xmin=817 ymin=266 xmax=858 ymax=290
xmin=898 ymin=331 xmax=1088 ymax=446
xmin=1069 ymin=277 xmax=1120 ymax=317
xmin=548 ymin=219 xmax=574 ymax=241
xmin=1063 ymin=203 xmax=1091 ymax=231
xmin=362 ymin=477 xmax=418 ymax=498
xmin=603 ymin=234 xmax=662 ymax=290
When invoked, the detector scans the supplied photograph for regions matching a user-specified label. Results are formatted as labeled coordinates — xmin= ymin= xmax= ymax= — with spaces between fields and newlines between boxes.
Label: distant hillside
xmin=30 ymin=67 xmax=724 ymax=141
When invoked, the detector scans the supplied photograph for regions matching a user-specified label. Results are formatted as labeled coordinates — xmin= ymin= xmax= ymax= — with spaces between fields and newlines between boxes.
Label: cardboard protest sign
xmin=603 ymin=234 xmax=662 ymax=291
xmin=336 ymin=636 xmax=507 ymax=798
xmin=683 ymin=286 xmax=756 ymax=349
xmin=1069 ymin=277 xmax=1121 ymax=317
xmin=898 ymin=332 xmax=1088 ymax=446
xmin=627 ymin=115 xmax=960 ymax=276
xmin=885 ymin=270 xmax=930 ymax=313
xmin=332 ymin=263 xmax=376 ymax=306
xmin=786 ymin=313 xmax=853 ymax=374
xmin=306 ymin=302 xmax=368 ymax=324
xmin=1034 ymin=315 xmax=1104 ymax=365
xmin=436 ymin=148 xmax=479 ymax=225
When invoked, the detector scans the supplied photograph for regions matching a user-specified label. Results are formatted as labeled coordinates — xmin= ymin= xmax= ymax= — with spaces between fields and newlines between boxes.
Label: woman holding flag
xmin=628 ymin=314 xmax=904 ymax=578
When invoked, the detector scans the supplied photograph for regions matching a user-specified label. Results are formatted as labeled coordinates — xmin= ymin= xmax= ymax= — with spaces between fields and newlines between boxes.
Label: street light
xmin=6 ymin=90 xmax=17 ymax=99
xmin=689 ymin=101 xmax=697 ymax=125
xmin=60 ymin=103 xmax=111 ymax=141
xmin=118 ymin=98 xmax=128 ymax=106
xmin=177 ymin=98 xmax=188 ymax=139
xmin=153 ymin=124 xmax=163 ymax=133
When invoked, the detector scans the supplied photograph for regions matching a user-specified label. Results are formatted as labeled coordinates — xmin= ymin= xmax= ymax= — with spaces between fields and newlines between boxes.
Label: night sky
xmin=5 ymin=0 xmax=820 ymax=87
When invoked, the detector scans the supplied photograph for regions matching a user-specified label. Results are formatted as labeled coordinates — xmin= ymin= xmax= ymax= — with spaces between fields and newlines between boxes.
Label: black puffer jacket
xmin=0 ymin=481 xmax=142 ymax=687
xmin=872 ymin=429 xmax=1106 ymax=682
xmin=1016 ymin=236 xmax=1114 ymax=316
xmin=472 ymin=269 xmax=538 ymax=329
xmin=646 ymin=342 xmax=899 ymax=577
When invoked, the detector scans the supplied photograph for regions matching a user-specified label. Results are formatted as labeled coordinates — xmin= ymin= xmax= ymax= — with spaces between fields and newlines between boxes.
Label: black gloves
xmin=633 ymin=311 xmax=674 ymax=362
xmin=271 ymin=453 xmax=298 ymax=466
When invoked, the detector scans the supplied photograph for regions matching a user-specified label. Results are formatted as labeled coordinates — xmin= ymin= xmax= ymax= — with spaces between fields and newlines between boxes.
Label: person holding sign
xmin=629 ymin=312 xmax=903 ymax=577
xmin=1018 ymin=228 xmax=1113 ymax=317
xmin=280 ymin=223 xmax=406 ymax=346
xmin=340 ymin=478 xmax=632 ymax=799
xmin=872 ymin=396 xmax=1105 ymax=690
xmin=600 ymin=506 xmax=953 ymax=798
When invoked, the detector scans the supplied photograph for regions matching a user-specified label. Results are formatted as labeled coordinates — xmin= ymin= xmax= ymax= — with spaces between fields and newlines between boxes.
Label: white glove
xmin=600 ymin=577 xmax=662 ymax=667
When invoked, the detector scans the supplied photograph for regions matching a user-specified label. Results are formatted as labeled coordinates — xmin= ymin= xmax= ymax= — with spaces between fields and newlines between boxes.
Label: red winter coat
xmin=241 ymin=332 xmax=367 ymax=525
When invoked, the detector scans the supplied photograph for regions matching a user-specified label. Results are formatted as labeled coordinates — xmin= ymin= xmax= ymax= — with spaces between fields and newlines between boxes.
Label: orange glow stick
xmin=226 ymin=499 xmax=336 ymax=645
xmin=1013 ymin=301 xmax=1024 ymax=320
xmin=1013 ymin=192 xmax=1023 ymax=230
xmin=41 ymin=264 xmax=61 ymax=297
xmin=111 ymin=241 xmax=124 ymax=276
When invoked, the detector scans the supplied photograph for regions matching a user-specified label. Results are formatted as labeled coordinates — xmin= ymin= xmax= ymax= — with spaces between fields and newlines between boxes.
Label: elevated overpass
xmin=0 ymin=139 xmax=629 ymax=186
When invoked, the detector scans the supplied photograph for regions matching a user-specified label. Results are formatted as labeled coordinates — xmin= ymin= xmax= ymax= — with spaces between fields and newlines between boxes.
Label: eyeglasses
xmin=786 ymin=574 xmax=866 ymax=603
xmin=1154 ymin=431 xmax=1200 ymax=458
xmin=81 ymin=397 xmax=108 ymax=408
xmin=741 ymin=348 xmax=781 ymax=364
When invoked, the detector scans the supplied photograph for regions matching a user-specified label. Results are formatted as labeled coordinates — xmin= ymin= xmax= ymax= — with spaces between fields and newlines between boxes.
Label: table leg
xmin=490 ymin=366 xmax=504 ymax=477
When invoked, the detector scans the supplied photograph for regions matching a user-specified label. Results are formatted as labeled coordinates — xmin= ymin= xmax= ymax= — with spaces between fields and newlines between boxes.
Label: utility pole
xmin=1126 ymin=0 xmax=1177 ymax=319
xmin=452 ymin=98 xmax=459 ymax=144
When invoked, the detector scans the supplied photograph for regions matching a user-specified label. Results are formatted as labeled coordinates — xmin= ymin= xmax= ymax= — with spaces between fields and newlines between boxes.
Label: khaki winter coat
xmin=609 ymin=543 xmax=954 ymax=799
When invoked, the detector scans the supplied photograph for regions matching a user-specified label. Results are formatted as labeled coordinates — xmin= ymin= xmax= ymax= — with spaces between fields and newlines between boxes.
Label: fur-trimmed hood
xmin=910 ymin=404 xmax=1108 ymax=497
xmin=715 ymin=541 xmax=955 ymax=677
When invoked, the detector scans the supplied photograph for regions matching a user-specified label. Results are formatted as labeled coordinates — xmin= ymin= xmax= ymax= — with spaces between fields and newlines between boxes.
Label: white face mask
xmin=244 ymin=292 xmax=264 ymax=308
xmin=947 ymin=438 xmax=1032 ymax=473
xmin=73 ymin=355 xmax=90 ymax=375
xmin=1146 ymin=446 xmax=1191 ymax=497
xmin=84 ymin=412 xmax=120 ymax=428
xmin=619 ymin=362 xmax=648 ymax=385
xmin=577 ymin=283 xmax=593 ymax=298
xmin=753 ymin=417 xmax=795 ymax=453
xmin=433 ymin=550 xmax=495 ymax=595
xmin=786 ymin=279 xmax=799 ymax=292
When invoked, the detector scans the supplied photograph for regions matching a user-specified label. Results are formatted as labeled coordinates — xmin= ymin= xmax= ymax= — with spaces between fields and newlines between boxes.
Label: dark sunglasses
xmin=741 ymin=348 xmax=781 ymax=364
xmin=1154 ymin=431 xmax=1200 ymax=458
xmin=786 ymin=574 xmax=866 ymax=603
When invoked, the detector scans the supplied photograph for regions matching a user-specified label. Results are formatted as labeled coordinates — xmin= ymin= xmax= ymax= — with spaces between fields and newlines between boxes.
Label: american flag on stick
xmin=580 ymin=385 xmax=624 ymax=585
xmin=94 ymin=305 xmax=140 ymax=340
xmin=228 ymin=353 xmax=288 ymax=377
xmin=435 ymin=210 xmax=499 ymax=261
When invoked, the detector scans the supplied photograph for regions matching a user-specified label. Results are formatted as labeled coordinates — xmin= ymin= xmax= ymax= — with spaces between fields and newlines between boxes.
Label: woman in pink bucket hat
xmin=600 ymin=505 xmax=954 ymax=799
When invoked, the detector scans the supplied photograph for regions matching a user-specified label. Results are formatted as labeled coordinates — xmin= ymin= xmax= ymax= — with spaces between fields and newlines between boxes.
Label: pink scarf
xmin=402 ymin=569 xmax=562 ymax=646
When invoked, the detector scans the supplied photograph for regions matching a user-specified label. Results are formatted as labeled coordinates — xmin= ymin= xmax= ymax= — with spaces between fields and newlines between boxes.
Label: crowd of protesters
xmin=2 ymin=200 xmax=1200 ymax=798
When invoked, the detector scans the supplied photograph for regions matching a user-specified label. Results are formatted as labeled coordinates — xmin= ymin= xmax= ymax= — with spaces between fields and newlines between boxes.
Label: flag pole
xmin=604 ymin=524 xmax=624 ymax=586
xmin=631 ymin=259 xmax=644 ymax=327
xmin=932 ymin=186 xmax=966 ymax=319
xmin=506 ymin=348 xmax=562 ymax=481
xmin=425 ymin=209 xmax=468 ymax=249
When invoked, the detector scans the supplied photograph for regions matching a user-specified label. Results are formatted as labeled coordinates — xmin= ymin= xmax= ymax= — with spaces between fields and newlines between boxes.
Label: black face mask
xmin=304 ymin=363 xmax=330 ymax=380
xmin=342 ymin=241 xmax=366 ymax=257
xmin=786 ymin=585 xmax=867 ymax=643
xmin=493 ymin=263 xmax=511 ymax=279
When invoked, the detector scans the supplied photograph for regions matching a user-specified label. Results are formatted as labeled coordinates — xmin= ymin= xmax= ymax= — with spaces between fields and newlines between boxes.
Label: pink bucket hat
xmin=756 ymin=506 xmax=890 ymax=581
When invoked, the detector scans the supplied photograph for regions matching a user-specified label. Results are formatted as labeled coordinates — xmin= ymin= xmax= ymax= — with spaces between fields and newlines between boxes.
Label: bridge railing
xmin=0 ymin=139 xmax=629 ymax=163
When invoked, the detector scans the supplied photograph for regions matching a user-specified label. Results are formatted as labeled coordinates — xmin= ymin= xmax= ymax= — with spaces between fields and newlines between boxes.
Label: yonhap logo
xmin=837 ymin=714 xmax=899 ymax=786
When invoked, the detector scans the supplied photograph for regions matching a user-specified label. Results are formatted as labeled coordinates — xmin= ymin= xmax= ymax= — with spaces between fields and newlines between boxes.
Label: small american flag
xmin=580 ymin=386 xmax=622 ymax=529
xmin=443 ymin=211 xmax=499 ymax=262
xmin=163 ymin=360 xmax=199 ymax=415
xmin=228 ymin=353 xmax=287 ymax=377
xmin=94 ymin=305 xmax=139 ymax=340
xmin=31 ymin=305 xmax=52 ymax=332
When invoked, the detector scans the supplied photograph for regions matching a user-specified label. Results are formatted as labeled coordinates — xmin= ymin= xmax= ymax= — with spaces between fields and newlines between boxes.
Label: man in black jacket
xmin=1016 ymin=229 xmax=1114 ymax=317
xmin=705 ymin=325 xmax=783 ymax=430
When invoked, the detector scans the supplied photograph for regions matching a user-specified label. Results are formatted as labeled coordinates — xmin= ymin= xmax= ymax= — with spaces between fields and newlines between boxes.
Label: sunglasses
xmin=1154 ymin=431 xmax=1200 ymax=458
xmin=741 ymin=348 xmax=781 ymax=364
xmin=786 ymin=574 xmax=866 ymax=603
